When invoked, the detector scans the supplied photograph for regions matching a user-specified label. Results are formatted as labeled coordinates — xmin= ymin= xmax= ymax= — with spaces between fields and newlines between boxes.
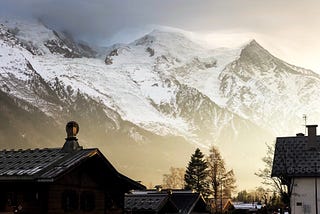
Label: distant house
xmin=124 ymin=189 xmax=209 ymax=214
xmin=272 ymin=125 xmax=320 ymax=214
xmin=229 ymin=202 xmax=262 ymax=213
xmin=0 ymin=121 xmax=145 ymax=214
xmin=207 ymin=197 xmax=233 ymax=213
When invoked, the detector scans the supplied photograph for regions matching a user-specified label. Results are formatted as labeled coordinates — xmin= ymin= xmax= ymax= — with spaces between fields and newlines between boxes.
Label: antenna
xmin=303 ymin=114 xmax=307 ymax=135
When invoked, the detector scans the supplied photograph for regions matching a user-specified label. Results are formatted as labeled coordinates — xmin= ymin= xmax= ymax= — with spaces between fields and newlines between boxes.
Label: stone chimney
xmin=306 ymin=125 xmax=318 ymax=149
xmin=62 ymin=121 xmax=83 ymax=152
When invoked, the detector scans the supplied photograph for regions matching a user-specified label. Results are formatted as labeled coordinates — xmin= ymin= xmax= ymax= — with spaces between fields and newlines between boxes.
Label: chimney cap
xmin=154 ymin=185 xmax=162 ymax=192
xmin=62 ymin=121 xmax=82 ymax=152
xmin=306 ymin=125 xmax=318 ymax=128
xmin=66 ymin=121 xmax=79 ymax=139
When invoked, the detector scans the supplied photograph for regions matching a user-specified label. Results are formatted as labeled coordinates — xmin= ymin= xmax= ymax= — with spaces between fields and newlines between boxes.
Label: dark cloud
xmin=0 ymin=0 xmax=262 ymax=43
xmin=1 ymin=0 xmax=320 ymax=47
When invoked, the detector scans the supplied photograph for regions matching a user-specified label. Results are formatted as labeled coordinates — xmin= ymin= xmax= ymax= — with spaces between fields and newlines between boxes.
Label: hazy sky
xmin=1 ymin=0 xmax=320 ymax=71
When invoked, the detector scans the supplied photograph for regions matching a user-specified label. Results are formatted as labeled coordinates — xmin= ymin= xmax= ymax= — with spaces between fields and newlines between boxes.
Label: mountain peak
xmin=244 ymin=39 xmax=264 ymax=50
xmin=248 ymin=39 xmax=258 ymax=44
xmin=239 ymin=39 xmax=274 ymax=65
xmin=232 ymin=38 xmax=317 ymax=77
xmin=130 ymin=29 xmax=205 ymax=58
xmin=132 ymin=29 xmax=192 ymax=46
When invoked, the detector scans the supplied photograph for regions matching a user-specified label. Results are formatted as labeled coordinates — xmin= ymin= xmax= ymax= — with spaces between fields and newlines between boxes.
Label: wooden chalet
xmin=0 ymin=121 xmax=145 ymax=214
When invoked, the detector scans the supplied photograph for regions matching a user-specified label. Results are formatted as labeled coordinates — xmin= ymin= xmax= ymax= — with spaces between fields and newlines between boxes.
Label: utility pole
xmin=219 ymin=175 xmax=226 ymax=214
xmin=220 ymin=180 xmax=223 ymax=214
xmin=316 ymin=162 xmax=318 ymax=214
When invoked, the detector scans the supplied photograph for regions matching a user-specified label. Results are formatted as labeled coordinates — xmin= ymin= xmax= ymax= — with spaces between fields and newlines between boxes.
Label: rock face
xmin=105 ymin=49 xmax=118 ymax=64
xmin=219 ymin=40 xmax=320 ymax=135
xmin=1 ymin=18 xmax=320 ymax=188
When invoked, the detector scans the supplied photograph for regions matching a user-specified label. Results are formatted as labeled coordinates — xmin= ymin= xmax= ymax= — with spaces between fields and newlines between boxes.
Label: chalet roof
xmin=0 ymin=146 xmax=145 ymax=190
xmin=0 ymin=121 xmax=146 ymax=192
xmin=124 ymin=194 xmax=177 ymax=212
xmin=124 ymin=190 xmax=208 ymax=214
xmin=170 ymin=192 xmax=203 ymax=213
xmin=0 ymin=121 xmax=141 ymax=188
xmin=0 ymin=148 xmax=98 ymax=181
xmin=271 ymin=135 xmax=320 ymax=178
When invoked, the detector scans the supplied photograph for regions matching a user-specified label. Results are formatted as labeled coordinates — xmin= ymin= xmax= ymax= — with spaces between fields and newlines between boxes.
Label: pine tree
xmin=184 ymin=148 xmax=209 ymax=197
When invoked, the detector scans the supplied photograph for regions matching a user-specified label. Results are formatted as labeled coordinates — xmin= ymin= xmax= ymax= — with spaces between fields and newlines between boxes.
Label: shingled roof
xmin=124 ymin=190 xmax=208 ymax=214
xmin=0 ymin=121 xmax=145 ymax=190
xmin=170 ymin=192 xmax=205 ymax=213
xmin=124 ymin=193 xmax=178 ymax=212
xmin=0 ymin=148 xmax=101 ymax=182
xmin=272 ymin=125 xmax=320 ymax=178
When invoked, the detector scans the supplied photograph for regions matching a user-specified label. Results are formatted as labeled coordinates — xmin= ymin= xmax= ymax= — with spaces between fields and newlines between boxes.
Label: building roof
xmin=0 ymin=146 xmax=145 ymax=190
xmin=124 ymin=190 xmax=208 ymax=214
xmin=124 ymin=194 xmax=177 ymax=212
xmin=271 ymin=134 xmax=320 ymax=178
xmin=0 ymin=121 xmax=145 ymax=190
xmin=170 ymin=192 xmax=204 ymax=213
xmin=0 ymin=148 xmax=102 ymax=181
xmin=232 ymin=202 xmax=262 ymax=210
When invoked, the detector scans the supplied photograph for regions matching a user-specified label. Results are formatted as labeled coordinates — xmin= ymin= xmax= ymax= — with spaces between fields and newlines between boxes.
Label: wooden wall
xmin=47 ymin=162 xmax=106 ymax=214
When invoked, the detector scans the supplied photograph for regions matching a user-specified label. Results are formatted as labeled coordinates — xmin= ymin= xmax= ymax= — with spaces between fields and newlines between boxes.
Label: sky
xmin=1 ymin=0 xmax=320 ymax=71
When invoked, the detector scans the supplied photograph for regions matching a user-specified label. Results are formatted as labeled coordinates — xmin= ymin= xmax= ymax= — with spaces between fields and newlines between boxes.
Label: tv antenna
xmin=303 ymin=114 xmax=307 ymax=135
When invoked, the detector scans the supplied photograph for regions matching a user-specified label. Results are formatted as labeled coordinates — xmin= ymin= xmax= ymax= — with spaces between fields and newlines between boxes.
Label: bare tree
xmin=255 ymin=142 xmax=293 ymax=206
xmin=207 ymin=146 xmax=236 ymax=213
xmin=162 ymin=167 xmax=185 ymax=189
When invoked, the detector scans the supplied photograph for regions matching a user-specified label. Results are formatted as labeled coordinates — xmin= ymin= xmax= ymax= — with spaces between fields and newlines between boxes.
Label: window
xmin=62 ymin=190 xmax=78 ymax=212
xmin=7 ymin=192 xmax=17 ymax=206
xmin=80 ymin=191 xmax=95 ymax=211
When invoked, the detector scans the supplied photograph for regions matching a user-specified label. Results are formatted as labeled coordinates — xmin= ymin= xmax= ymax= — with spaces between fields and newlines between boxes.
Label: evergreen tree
xmin=184 ymin=148 xmax=209 ymax=197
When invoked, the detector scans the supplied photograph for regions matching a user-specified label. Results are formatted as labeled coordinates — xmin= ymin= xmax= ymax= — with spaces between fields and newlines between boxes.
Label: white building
xmin=272 ymin=125 xmax=320 ymax=214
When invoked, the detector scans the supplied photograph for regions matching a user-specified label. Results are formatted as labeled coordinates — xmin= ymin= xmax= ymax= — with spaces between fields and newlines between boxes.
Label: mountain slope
xmin=2 ymin=18 xmax=319 ymax=188
xmin=0 ymin=20 xmax=198 ymax=186
xmin=219 ymin=40 xmax=320 ymax=135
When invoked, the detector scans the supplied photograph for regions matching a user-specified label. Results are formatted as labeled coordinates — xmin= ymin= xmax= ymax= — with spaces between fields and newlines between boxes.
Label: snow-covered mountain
xmin=1 ymin=18 xmax=318 ymax=189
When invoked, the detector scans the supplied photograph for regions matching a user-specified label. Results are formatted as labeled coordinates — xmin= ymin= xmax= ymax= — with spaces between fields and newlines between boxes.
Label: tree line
xmin=161 ymin=142 xmax=289 ymax=213
xmin=162 ymin=146 xmax=236 ymax=213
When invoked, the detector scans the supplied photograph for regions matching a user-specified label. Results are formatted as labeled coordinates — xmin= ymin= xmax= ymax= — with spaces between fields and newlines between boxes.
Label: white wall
xmin=291 ymin=177 xmax=320 ymax=214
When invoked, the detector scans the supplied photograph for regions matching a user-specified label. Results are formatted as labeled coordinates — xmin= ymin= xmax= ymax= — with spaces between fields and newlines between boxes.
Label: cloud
xmin=2 ymin=0 xmax=320 ymax=71
xmin=2 ymin=0 xmax=311 ymax=44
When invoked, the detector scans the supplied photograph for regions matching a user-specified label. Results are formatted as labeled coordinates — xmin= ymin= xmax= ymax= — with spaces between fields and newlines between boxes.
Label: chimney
xmin=154 ymin=185 xmax=162 ymax=192
xmin=62 ymin=121 xmax=83 ymax=152
xmin=306 ymin=125 xmax=318 ymax=149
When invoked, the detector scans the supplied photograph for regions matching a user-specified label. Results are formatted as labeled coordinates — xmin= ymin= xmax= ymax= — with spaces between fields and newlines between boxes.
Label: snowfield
xmin=3 ymin=18 xmax=320 ymax=189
